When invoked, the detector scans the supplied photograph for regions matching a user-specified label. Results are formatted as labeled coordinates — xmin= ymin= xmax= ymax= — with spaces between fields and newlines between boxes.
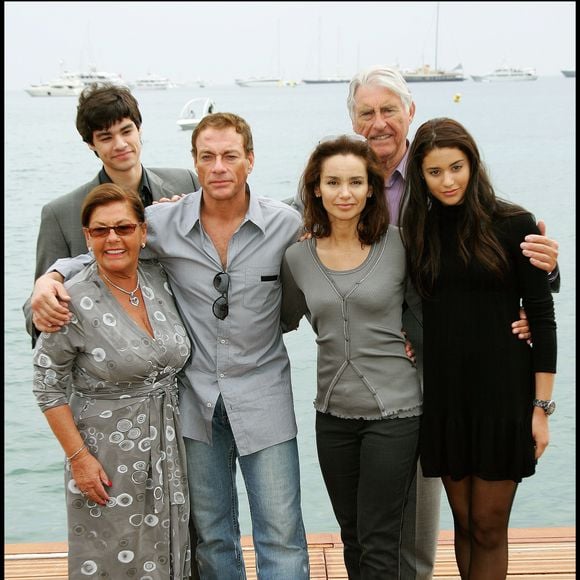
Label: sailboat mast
xmin=277 ymin=19 xmax=281 ymax=78
xmin=434 ymin=2 xmax=439 ymax=72
xmin=317 ymin=17 xmax=322 ymax=78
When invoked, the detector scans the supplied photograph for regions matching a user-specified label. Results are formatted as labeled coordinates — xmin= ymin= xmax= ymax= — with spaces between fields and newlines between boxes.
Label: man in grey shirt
xmin=30 ymin=113 xmax=309 ymax=580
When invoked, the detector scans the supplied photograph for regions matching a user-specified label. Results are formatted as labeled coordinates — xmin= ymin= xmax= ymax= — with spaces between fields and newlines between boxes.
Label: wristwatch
xmin=533 ymin=399 xmax=556 ymax=415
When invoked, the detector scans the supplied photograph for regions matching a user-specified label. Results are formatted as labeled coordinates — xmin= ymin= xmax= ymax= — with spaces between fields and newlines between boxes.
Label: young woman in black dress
xmin=400 ymin=118 xmax=557 ymax=579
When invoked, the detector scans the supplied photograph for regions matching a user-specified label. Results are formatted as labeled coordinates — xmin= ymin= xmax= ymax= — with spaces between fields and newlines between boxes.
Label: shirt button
xmin=206 ymin=402 xmax=212 ymax=408
xmin=220 ymin=339 xmax=226 ymax=344
xmin=219 ymin=373 xmax=225 ymax=378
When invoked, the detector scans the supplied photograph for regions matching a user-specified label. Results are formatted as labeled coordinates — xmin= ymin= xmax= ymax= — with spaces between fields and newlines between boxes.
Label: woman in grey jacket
xmin=281 ymin=135 xmax=422 ymax=579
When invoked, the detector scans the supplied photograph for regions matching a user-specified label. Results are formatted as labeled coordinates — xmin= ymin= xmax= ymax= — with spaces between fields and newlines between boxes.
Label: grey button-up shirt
xmin=52 ymin=189 xmax=303 ymax=456
xmin=146 ymin=189 xmax=303 ymax=455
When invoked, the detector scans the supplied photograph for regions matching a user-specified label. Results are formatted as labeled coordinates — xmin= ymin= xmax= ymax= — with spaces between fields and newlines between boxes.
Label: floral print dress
xmin=33 ymin=260 xmax=192 ymax=579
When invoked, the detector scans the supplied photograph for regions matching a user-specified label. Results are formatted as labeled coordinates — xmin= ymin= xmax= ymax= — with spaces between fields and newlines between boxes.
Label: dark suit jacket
xmin=23 ymin=166 xmax=199 ymax=340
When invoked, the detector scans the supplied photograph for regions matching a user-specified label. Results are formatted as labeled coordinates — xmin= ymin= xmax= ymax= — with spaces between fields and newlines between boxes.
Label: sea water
xmin=4 ymin=78 xmax=575 ymax=543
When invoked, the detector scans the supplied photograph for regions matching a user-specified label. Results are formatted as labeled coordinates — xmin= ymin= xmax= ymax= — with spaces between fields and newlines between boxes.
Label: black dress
xmin=419 ymin=200 xmax=557 ymax=483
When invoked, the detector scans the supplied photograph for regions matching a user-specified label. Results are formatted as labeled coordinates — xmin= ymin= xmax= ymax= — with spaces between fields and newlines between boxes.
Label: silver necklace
xmin=101 ymin=271 xmax=141 ymax=307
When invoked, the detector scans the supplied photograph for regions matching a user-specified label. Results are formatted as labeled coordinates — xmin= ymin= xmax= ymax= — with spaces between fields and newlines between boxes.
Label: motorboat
xmin=402 ymin=64 xmax=466 ymax=83
xmin=25 ymin=75 xmax=84 ymax=97
xmin=176 ymin=97 xmax=216 ymax=131
xmin=131 ymin=73 xmax=172 ymax=90
xmin=561 ymin=69 xmax=575 ymax=78
xmin=471 ymin=67 xmax=538 ymax=82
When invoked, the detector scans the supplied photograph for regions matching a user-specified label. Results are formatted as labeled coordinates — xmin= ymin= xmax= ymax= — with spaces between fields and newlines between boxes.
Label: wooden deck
xmin=5 ymin=527 xmax=575 ymax=579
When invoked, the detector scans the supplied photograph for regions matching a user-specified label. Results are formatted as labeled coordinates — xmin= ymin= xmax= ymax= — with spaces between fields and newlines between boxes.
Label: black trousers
xmin=316 ymin=412 xmax=420 ymax=580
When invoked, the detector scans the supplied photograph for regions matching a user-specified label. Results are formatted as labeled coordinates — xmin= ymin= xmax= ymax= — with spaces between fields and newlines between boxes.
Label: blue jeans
xmin=184 ymin=396 xmax=309 ymax=580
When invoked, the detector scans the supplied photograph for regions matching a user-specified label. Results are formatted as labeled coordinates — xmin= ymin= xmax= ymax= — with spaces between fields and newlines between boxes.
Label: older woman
xmin=32 ymin=184 xmax=192 ymax=579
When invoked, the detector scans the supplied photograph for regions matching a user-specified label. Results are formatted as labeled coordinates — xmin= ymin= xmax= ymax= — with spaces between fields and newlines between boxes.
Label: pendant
xmin=129 ymin=295 xmax=140 ymax=307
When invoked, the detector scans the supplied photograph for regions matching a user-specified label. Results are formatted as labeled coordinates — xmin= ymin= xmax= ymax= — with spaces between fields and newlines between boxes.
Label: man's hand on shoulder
xmin=153 ymin=194 xmax=186 ymax=204
xmin=520 ymin=220 xmax=559 ymax=273
xmin=31 ymin=272 xmax=71 ymax=333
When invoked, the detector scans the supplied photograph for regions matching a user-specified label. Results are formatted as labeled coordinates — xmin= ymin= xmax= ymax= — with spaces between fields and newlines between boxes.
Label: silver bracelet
xmin=67 ymin=443 xmax=87 ymax=462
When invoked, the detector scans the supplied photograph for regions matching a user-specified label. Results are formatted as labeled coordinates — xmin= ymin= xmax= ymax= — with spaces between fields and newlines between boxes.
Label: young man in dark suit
xmin=23 ymin=84 xmax=200 ymax=338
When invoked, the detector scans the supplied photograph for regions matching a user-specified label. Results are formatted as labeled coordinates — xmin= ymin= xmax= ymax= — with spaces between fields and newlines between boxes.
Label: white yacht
xmin=131 ymin=73 xmax=172 ymax=90
xmin=62 ymin=68 xmax=130 ymax=88
xmin=25 ymin=76 xmax=84 ymax=97
xmin=471 ymin=67 xmax=538 ymax=82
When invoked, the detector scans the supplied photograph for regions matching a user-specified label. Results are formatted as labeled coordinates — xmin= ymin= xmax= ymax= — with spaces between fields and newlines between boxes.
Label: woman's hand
xmin=532 ymin=408 xmax=550 ymax=460
xmin=512 ymin=308 xmax=532 ymax=345
xmin=70 ymin=450 xmax=112 ymax=506
xmin=403 ymin=331 xmax=416 ymax=364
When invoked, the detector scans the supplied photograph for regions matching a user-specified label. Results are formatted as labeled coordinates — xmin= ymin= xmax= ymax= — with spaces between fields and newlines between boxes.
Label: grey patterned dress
xmin=33 ymin=260 xmax=192 ymax=579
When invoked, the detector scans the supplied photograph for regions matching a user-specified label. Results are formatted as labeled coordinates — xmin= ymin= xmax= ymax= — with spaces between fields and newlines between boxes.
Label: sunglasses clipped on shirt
xmin=212 ymin=271 xmax=230 ymax=320
xmin=85 ymin=223 xmax=142 ymax=238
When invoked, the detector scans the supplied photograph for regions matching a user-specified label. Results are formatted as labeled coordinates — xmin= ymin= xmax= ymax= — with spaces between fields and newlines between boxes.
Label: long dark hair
xmin=400 ymin=117 xmax=527 ymax=297
xmin=301 ymin=135 xmax=388 ymax=245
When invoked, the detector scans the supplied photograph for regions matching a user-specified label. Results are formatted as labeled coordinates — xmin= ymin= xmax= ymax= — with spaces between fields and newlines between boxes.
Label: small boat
xmin=561 ymin=69 xmax=575 ymax=78
xmin=25 ymin=75 xmax=84 ymax=97
xmin=471 ymin=67 xmax=538 ymax=82
xmin=235 ymin=78 xmax=281 ymax=87
xmin=131 ymin=73 xmax=172 ymax=90
xmin=176 ymin=97 xmax=216 ymax=131
xmin=302 ymin=77 xmax=350 ymax=84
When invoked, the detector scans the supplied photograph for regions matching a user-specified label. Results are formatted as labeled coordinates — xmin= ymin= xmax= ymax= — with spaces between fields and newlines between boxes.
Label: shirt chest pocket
xmin=243 ymin=266 xmax=281 ymax=312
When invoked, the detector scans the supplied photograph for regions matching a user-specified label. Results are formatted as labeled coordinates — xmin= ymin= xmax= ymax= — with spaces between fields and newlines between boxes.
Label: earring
xmin=141 ymin=242 xmax=146 ymax=248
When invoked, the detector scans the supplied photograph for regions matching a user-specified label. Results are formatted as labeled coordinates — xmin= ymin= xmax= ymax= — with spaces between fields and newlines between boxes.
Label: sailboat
xmin=302 ymin=21 xmax=351 ymax=84
xmin=235 ymin=21 xmax=299 ymax=87
xmin=401 ymin=3 xmax=466 ymax=83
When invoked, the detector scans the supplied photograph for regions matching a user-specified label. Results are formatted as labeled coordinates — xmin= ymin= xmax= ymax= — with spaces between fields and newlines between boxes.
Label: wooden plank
xmin=4 ymin=528 xmax=575 ymax=579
